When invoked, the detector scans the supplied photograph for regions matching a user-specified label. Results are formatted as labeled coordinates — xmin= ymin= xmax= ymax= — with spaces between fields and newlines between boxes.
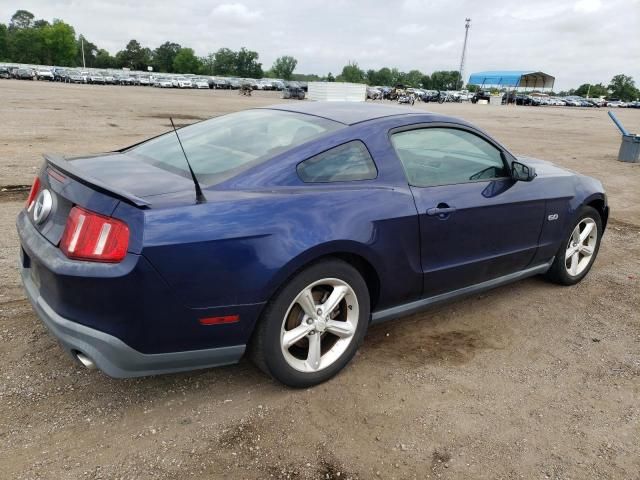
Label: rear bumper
xmin=21 ymin=267 xmax=245 ymax=378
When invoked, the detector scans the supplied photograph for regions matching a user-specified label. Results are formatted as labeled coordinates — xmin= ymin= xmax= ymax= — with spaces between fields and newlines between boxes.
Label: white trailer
xmin=307 ymin=82 xmax=366 ymax=102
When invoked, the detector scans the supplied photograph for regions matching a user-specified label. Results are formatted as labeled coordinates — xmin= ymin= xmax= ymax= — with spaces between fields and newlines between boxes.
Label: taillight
xmin=26 ymin=177 xmax=41 ymax=211
xmin=60 ymin=207 xmax=129 ymax=263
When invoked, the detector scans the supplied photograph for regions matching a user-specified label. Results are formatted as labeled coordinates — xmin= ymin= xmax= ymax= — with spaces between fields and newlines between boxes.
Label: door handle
xmin=427 ymin=205 xmax=457 ymax=217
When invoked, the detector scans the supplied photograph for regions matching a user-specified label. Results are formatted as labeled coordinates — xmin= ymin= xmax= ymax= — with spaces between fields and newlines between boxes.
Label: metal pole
xmin=458 ymin=18 xmax=471 ymax=90
xmin=81 ymin=36 xmax=86 ymax=69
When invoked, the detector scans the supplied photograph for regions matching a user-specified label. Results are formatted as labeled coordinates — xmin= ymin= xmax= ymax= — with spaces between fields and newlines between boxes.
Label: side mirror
xmin=511 ymin=161 xmax=537 ymax=182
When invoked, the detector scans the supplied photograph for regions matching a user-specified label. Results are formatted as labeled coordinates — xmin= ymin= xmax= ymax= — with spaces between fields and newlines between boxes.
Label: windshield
xmin=128 ymin=109 xmax=344 ymax=185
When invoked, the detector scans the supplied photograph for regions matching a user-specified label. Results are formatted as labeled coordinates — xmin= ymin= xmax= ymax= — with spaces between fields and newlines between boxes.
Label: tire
xmin=545 ymin=206 xmax=602 ymax=285
xmin=250 ymin=259 xmax=370 ymax=387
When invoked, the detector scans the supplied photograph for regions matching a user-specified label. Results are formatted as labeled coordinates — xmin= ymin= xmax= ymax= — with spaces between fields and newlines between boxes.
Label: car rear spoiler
xmin=43 ymin=153 xmax=151 ymax=208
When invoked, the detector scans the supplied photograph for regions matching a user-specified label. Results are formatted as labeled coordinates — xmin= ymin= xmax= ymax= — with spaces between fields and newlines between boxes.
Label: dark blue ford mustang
xmin=17 ymin=102 xmax=608 ymax=387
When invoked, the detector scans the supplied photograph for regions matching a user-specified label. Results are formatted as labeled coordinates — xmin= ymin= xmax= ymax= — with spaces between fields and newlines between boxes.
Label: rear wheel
xmin=250 ymin=259 xmax=369 ymax=387
xmin=545 ymin=206 xmax=602 ymax=285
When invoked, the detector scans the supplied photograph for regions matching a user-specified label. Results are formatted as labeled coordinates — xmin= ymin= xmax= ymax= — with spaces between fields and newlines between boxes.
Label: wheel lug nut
xmin=306 ymin=318 xmax=313 ymax=325
xmin=316 ymin=308 xmax=322 ymax=315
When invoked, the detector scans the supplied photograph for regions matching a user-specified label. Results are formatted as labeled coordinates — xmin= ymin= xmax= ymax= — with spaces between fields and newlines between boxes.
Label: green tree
xmin=389 ymin=68 xmax=405 ymax=85
xmin=0 ymin=24 xmax=8 ymax=60
xmin=405 ymin=69 xmax=423 ymax=87
xmin=116 ymin=39 xmax=152 ymax=70
xmin=375 ymin=67 xmax=393 ymax=86
xmin=201 ymin=52 xmax=215 ymax=75
xmin=153 ymin=41 xmax=181 ymax=73
xmin=172 ymin=47 xmax=202 ymax=73
xmin=271 ymin=55 xmax=297 ymax=80
xmin=575 ymin=83 xmax=608 ymax=98
xmin=235 ymin=47 xmax=262 ymax=78
xmin=326 ymin=72 xmax=335 ymax=82
xmin=212 ymin=47 xmax=237 ymax=75
xmin=365 ymin=69 xmax=377 ymax=85
xmin=430 ymin=70 xmax=460 ymax=90
xmin=608 ymin=74 xmax=639 ymax=101
xmin=420 ymin=74 xmax=432 ymax=89
xmin=339 ymin=61 xmax=364 ymax=83
xmin=95 ymin=49 xmax=115 ymax=68
xmin=43 ymin=20 xmax=76 ymax=65
xmin=9 ymin=26 xmax=46 ymax=63
xmin=10 ymin=10 xmax=35 ymax=29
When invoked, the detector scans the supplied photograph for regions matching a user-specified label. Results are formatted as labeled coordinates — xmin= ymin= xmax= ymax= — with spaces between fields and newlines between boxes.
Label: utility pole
xmin=81 ymin=36 xmax=86 ymax=69
xmin=458 ymin=18 xmax=471 ymax=90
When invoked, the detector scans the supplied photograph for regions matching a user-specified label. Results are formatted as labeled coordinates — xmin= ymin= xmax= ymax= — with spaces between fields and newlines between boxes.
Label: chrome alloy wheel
xmin=280 ymin=278 xmax=359 ymax=373
xmin=565 ymin=218 xmax=598 ymax=276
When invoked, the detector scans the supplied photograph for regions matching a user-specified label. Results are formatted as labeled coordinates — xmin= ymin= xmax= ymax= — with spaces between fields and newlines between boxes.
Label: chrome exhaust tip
xmin=76 ymin=352 xmax=96 ymax=370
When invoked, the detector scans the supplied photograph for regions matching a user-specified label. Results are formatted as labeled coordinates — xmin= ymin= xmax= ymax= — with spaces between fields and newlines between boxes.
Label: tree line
xmin=1 ymin=9 xmax=638 ymax=100
xmin=334 ymin=61 xmax=464 ymax=91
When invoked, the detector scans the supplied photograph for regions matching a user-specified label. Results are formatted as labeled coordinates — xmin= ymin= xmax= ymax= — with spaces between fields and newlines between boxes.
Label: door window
xmin=391 ymin=128 xmax=508 ymax=187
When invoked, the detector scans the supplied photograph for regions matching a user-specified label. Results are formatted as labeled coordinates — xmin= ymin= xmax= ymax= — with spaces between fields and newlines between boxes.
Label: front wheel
xmin=250 ymin=259 xmax=370 ymax=387
xmin=545 ymin=206 xmax=602 ymax=285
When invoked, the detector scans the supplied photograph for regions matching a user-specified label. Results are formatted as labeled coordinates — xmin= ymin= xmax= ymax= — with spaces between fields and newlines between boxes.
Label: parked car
xmin=281 ymin=85 xmax=306 ymax=100
xmin=606 ymin=99 xmax=626 ymax=107
xmin=155 ymin=77 xmax=174 ymax=88
xmin=192 ymin=78 xmax=209 ymax=89
xmin=213 ymin=78 xmax=231 ymax=89
xmin=67 ymin=70 xmax=85 ymax=83
xmin=367 ymin=87 xmax=382 ymax=99
xmin=52 ymin=68 xmax=68 ymax=82
xmin=114 ymin=74 xmax=134 ymax=86
xmin=177 ymin=78 xmax=193 ymax=88
xmin=228 ymin=78 xmax=242 ymax=89
xmin=471 ymin=90 xmax=491 ymax=103
xmin=102 ymin=72 xmax=116 ymax=85
xmin=36 ymin=69 xmax=54 ymax=81
xmin=420 ymin=90 xmax=440 ymax=102
xmin=88 ymin=73 xmax=105 ymax=84
xmin=15 ymin=68 xmax=35 ymax=80
xmin=138 ymin=75 xmax=151 ymax=86
xmin=548 ymin=97 xmax=567 ymax=106
xmin=17 ymin=102 xmax=608 ymax=387
xmin=0 ymin=66 xmax=10 ymax=79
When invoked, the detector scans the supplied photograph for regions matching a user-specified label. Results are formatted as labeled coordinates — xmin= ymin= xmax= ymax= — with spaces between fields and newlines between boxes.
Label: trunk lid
xmin=50 ymin=152 xmax=196 ymax=201
xmin=27 ymin=152 xmax=196 ymax=246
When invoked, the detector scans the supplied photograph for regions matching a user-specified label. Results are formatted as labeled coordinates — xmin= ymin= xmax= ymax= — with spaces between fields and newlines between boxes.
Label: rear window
xmin=297 ymin=141 xmax=377 ymax=183
xmin=128 ymin=109 xmax=343 ymax=185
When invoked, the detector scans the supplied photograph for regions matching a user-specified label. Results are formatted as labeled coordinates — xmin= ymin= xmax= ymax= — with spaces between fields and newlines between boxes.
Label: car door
xmin=390 ymin=125 xmax=546 ymax=297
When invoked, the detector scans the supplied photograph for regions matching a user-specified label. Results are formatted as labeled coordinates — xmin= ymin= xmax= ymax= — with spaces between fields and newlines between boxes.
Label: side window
xmin=391 ymin=128 xmax=508 ymax=187
xmin=297 ymin=141 xmax=377 ymax=183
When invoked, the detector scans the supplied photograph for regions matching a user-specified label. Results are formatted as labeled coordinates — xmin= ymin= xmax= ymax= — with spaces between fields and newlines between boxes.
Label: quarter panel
xmin=142 ymin=186 xmax=422 ymax=312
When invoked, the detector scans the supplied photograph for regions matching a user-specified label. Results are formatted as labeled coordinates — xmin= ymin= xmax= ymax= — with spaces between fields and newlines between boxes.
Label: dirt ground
xmin=0 ymin=81 xmax=638 ymax=480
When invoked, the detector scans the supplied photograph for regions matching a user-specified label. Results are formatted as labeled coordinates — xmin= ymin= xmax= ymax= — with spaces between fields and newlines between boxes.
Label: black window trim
xmin=388 ymin=122 xmax=515 ymax=188
xmin=296 ymin=139 xmax=379 ymax=184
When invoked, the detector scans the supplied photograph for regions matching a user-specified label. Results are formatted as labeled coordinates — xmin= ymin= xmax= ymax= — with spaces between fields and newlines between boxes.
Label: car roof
xmin=263 ymin=101 xmax=426 ymax=125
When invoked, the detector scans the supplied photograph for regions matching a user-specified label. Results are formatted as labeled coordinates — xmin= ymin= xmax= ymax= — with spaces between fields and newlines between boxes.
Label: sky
xmin=2 ymin=0 xmax=639 ymax=90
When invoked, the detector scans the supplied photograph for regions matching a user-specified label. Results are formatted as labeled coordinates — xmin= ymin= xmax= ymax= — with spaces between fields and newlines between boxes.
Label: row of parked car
xmin=363 ymin=84 xmax=639 ymax=109
xmin=471 ymin=91 xmax=640 ymax=108
xmin=0 ymin=65 xmax=309 ymax=92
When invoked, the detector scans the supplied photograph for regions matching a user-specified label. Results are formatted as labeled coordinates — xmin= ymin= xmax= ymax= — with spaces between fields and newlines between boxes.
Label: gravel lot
xmin=1 ymin=81 xmax=639 ymax=479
